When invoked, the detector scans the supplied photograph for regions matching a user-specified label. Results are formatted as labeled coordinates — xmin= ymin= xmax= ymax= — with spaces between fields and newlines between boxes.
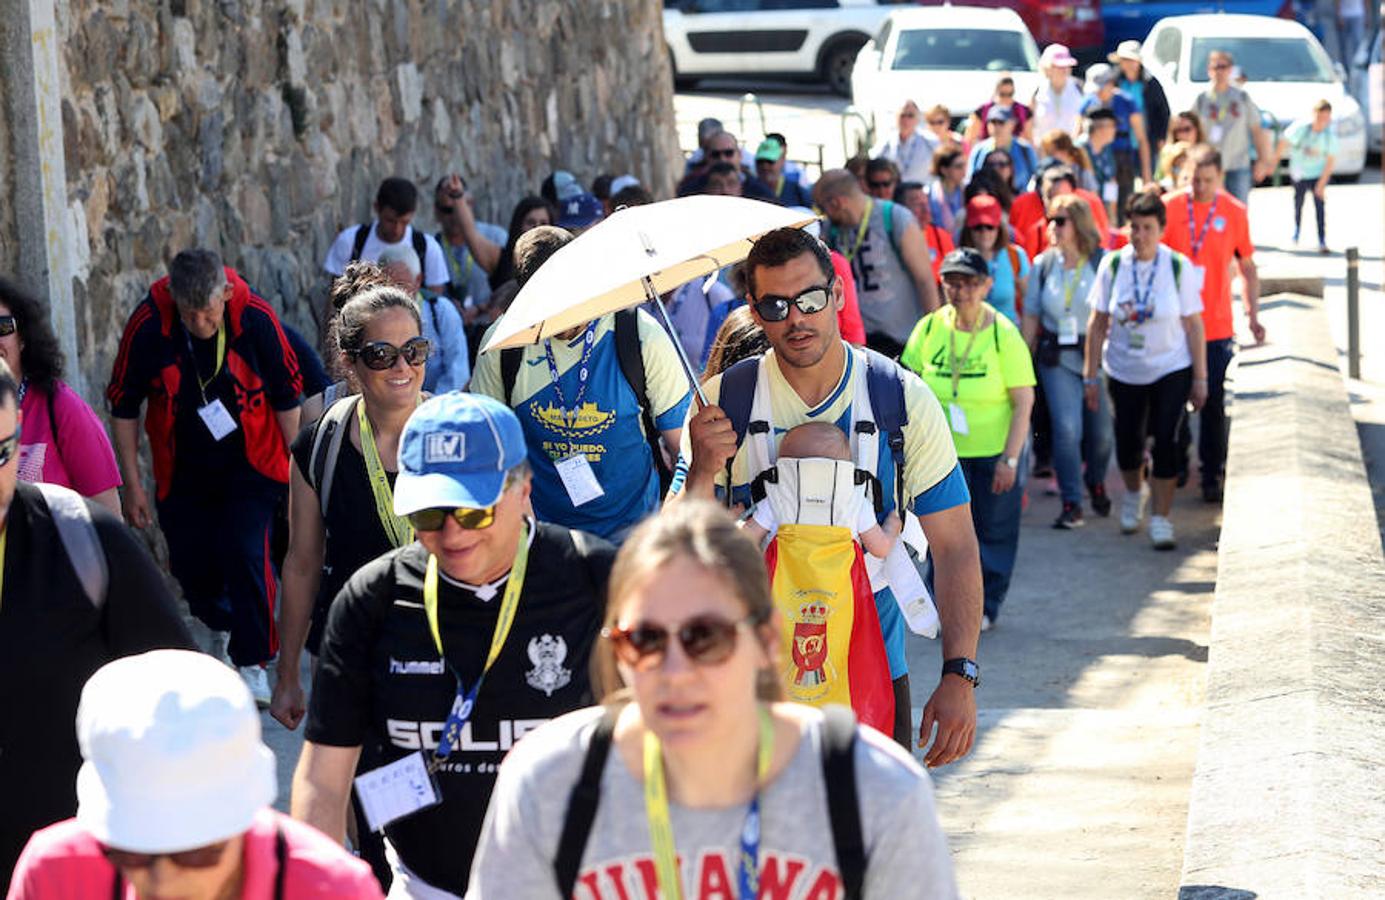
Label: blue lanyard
xmin=1129 ymin=255 xmax=1158 ymax=325
xmin=736 ymin=796 xmax=763 ymax=900
xmin=1186 ymin=193 xmax=1218 ymax=260
xmin=542 ymin=321 xmax=599 ymax=428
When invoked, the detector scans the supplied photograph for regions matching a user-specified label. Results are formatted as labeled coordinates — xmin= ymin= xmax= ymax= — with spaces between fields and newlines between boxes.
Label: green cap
xmin=754 ymin=138 xmax=784 ymax=162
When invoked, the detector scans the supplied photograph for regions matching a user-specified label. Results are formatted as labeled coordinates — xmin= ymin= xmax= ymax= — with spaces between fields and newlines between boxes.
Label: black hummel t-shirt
xmin=303 ymin=521 xmax=616 ymax=894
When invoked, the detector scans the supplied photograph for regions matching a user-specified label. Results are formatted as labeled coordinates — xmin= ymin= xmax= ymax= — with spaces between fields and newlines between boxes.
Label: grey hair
xmin=168 ymin=249 xmax=226 ymax=309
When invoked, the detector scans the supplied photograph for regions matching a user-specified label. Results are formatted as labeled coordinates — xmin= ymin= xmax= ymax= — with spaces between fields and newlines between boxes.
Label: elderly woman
xmin=901 ymin=249 xmax=1034 ymax=631
xmin=1023 ymin=195 xmax=1114 ymax=529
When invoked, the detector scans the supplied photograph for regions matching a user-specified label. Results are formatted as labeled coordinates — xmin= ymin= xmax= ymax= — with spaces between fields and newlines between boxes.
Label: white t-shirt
xmin=322 ymin=222 xmax=450 ymax=288
xmin=1031 ymin=80 xmax=1085 ymax=138
xmin=872 ymin=129 xmax=940 ymax=186
xmin=1089 ymin=245 xmax=1203 ymax=385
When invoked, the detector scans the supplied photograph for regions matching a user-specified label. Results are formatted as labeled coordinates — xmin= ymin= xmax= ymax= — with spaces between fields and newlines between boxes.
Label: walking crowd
xmin=0 ymin=27 xmax=1319 ymax=900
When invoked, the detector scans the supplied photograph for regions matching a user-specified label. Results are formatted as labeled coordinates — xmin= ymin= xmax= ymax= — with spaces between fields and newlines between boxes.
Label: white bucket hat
xmin=75 ymin=649 xmax=277 ymax=853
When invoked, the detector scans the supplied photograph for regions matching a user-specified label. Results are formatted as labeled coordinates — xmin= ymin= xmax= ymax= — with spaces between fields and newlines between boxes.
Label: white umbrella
xmin=481 ymin=194 xmax=817 ymax=403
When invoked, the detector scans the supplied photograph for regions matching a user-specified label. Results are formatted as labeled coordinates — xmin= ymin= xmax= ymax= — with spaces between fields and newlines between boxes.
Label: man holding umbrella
xmin=673 ymin=227 xmax=984 ymax=766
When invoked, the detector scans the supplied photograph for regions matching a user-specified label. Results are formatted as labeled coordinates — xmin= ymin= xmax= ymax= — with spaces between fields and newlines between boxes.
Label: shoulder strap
xmin=821 ymin=706 xmax=867 ymax=900
xmin=719 ymin=356 xmax=761 ymax=449
xmin=1007 ymin=246 xmax=1025 ymax=311
xmin=553 ymin=707 xmax=620 ymax=897
xmin=273 ymin=825 xmax=289 ymax=900
xmin=311 ymin=396 xmax=358 ymax=517
xmin=1170 ymin=252 xmax=1183 ymax=290
xmin=349 ymin=223 xmax=370 ymax=262
xmin=36 ymin=483 xmax=108 ymax=609
xmin=861 ymin=349 xmax=908 ymax=515
xmin=412 ymin=229 xmax=429 ymax=279
xmin=1109 ymin=252 xmax=1121 ymax=281
xmin=500 ymin=348 xmax=523 ymax=405
xmin=880 ymin=200 xmax=902 ymax=261
xmin=614 ymin=309 xmax=673 ymax=491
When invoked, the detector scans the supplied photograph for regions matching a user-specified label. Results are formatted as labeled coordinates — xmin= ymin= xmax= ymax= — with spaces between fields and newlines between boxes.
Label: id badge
xmin=1101 ymin=182 xmax=1119 ymax=204
xmin=1058 ymin=316 xmax=1080 ymax=346
xmin=948 ymin=402 xmax=970 ymax=436
xmin=353 ymin=751 xmax=443 ymax=833
xmin=1209 ymin=124 xmax=1225 ymax=145
xmin=555 ymin=453 xmax=605 ymax=507
xmin=1127 ymin=331 xmax=1147 ymax=355
xmin=197 ymin=399 xmax=238 ymax=441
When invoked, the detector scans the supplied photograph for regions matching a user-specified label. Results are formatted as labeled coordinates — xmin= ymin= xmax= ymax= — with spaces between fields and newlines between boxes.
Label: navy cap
xmin=558 ymin=192 xmax=604 ymax=230
xmin=986 ymin=105 xmax=1015 ymax=124
xmin=394 ymin=393 xmax=527 ymax=515
xmin=939 ymin=248 xmax=990 ymax=279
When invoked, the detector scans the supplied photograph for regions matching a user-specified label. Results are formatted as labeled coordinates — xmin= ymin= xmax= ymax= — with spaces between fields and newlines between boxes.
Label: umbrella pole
xmin=643 ymin=276 xmax=709 ymax=408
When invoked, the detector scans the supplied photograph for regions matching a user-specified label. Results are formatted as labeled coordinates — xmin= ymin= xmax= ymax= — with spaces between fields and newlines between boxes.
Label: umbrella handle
xmin=643 ymin=277 xmax=710 ymax=409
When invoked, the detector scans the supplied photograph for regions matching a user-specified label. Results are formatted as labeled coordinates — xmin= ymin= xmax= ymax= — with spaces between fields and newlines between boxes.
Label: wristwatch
xmin=942 ymin=657 xmax=980 ymax=687
xmin=1003 ymin=456 xmax=1019 ymax=470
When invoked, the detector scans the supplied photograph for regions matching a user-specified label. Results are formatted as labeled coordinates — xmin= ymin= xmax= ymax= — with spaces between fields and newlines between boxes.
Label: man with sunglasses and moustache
xmin=107 ymin=248 xmax=302 ymax=706
xmin=0 ymin=360 xmax=196 ymax=893
xmin=673 ymin=227 xmax=984 ymax=767
xmin=292 ymin=392 xmax=616 ymax=898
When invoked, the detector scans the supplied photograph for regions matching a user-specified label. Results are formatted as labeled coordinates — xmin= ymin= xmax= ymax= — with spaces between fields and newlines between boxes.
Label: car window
xmin=762 ymin=0 xmax=838 ymax=8
xmin=1189 ymin=36 xmax=1335 ymax=82
xmin=892 ymin=28 xmax=1039 ymax=72
xmin=688 ymin=0 xmax=763 ymax=11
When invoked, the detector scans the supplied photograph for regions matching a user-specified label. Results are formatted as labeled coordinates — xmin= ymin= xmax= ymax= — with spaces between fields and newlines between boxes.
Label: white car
xmin=662 ymin=0 xmax=894 ymax=97
xmin=850 ymin=7 xmax=1042 ymax=142
xmin=1140 ymin=13 xmax=1368 ymax=179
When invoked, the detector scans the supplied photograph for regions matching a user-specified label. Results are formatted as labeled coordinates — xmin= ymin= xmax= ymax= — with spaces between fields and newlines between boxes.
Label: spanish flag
xmin=764 ymin=523 xmax=894 ymax=734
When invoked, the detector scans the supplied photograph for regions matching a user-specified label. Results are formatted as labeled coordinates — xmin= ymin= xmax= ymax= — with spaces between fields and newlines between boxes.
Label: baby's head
xmin=778 ymin=422 xmax=851 ymax=462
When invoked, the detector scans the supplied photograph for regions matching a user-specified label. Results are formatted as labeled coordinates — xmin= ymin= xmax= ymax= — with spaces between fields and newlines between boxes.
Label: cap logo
xmin=424 ymin=432 xmax=467 ymax=463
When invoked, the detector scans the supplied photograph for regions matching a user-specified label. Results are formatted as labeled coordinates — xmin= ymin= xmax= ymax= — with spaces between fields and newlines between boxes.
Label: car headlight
xmin=1337 ymin=111 xmax=1365 ymax=137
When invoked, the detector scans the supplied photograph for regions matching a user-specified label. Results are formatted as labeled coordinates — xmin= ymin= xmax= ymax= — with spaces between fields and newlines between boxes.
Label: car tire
xmin=820 ymin=35 xmax=866 ymax=97
xmin=1335 ymin=170 xmax=1362 ymax=183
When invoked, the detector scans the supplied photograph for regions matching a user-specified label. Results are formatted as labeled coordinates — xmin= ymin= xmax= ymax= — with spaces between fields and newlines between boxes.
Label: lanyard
xmin=1186 ymin=193 xmax=1218 ymax=260
xmin=422 ymin=522 xmax=531 ymax=765
xmin=644 ymin=706 xmax=774 ymax=900
xmin=183 ymin=323 xmax=227 ymax=402
xmin=1062 ymin=256 xmax=1088 ymax=313
xmin=1129 ymin=255 xmax=1159 ymax=324
xmin=773 ymin=176 xmax=785 ymax=199
xmin=356 ymin=400 xmax=414 ymax=549
xmin=842 ymin=198 xmax=873 ymax=262
xmin=948 ymin=305 xmax=989 ymax=399
xmin=542 ymin=321 xmax=599 ymax=429
xmin=443 ymin=239 xmax=474 ymax=291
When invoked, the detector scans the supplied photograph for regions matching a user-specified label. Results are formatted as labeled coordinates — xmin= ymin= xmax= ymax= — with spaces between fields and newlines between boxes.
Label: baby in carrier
xmin=740 ymin=422 xmax=936 ymax=734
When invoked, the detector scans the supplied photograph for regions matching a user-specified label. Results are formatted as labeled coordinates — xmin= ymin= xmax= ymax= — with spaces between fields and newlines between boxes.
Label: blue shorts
xmin=873 ymin=587 xmax=908 ymax=679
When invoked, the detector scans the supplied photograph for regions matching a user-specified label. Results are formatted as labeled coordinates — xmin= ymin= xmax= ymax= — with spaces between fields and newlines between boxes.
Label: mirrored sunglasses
xmin=353 ymin=337 xmax=431 ymax=370
xmin=752 ymin=283 xmax=833 ymax=323
xmin=407 ymin=504 xmax=498 ymax=532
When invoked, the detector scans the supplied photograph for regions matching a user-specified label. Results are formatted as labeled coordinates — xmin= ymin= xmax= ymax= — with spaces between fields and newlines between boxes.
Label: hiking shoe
xmin=1053 ymin=502 xmax=1085 ymax=529
xmin=240 ymin=665 xmax=272 ymax=708
xmin=1120 ymin=485 xmax=1148 ymax=534
xmin=1089 ymin=483 xmax=1112 ymax=517
xmin=1149 ymin=515 xmax=1177 ymax=550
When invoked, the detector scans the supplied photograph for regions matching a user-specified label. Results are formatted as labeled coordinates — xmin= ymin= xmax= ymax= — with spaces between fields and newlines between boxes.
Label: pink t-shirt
xmin=17 ymin=381 xmax=121 ymax=497
xmin=8 ymin=809 xmax=384 ymax=899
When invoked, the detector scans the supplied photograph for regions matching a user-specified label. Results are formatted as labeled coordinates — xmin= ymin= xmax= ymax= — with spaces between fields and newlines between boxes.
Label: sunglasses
xmin=988 ymin=160 xmax=1013 ymax=170
xmin=998 ymin=92 xmax=1015 ymax=100
xmin=1050 ymin=216 xmax=1069 ymax=227
xmin=1211 ymin=63 xmax=1231 ymax=71
xmin=928 ymin=118 xmax=948 ymax=127
xmin=752 ymin=282 xmax=833 ymax=322
xmin=352 ymin=337 xmax=431 ymax=370
xmin=604 ymin=612 xmax=766 ymax=670
xmin=708 ymin=148 xmax=738 ymax=159
xmin=868 ymin=180 xmax=896 ymax=190
xmin=900 ymin=110 xmax=918 ymax=118
xmin=971 ymin=223 xmax=998 ymax=232
xmin=0 ymin=429 xmax=18 ymax=468
xmin=101 ymin=841 xmax=230 ymax=871
xmin=0 ymin=315 xmax=15 ymax=337
xmin=407 ymin=503 xmax=498 ymax=532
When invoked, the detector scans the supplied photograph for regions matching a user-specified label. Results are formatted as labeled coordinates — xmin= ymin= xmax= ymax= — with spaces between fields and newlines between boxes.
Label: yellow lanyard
xmin=423 ymin=522 xmax=530 ymax=663
xmin=197 ymin=325 xmax=227 ymax=393
xmin=948 ymin=304 xmax=991 ymax=399
xmin=643 ymin=706 xmax=774 ymax=900
xmin=843 ymin=198 xmax=873 ymax=262
xmin=356 ymin=400 xmax=414 ymax=549
xmin=1062 ymin=256 xmax=1088 ymax=313
xmin=443 ymin=241 xmax=474 ymax=288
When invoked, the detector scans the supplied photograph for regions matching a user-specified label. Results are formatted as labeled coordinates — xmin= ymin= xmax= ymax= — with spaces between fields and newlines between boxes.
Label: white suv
xmin=663 ymin=0 xmax=897 ymax=96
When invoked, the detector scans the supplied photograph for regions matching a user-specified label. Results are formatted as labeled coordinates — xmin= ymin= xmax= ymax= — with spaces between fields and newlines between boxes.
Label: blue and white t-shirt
xmin=472 ymin=311 xmax=692 ymax=540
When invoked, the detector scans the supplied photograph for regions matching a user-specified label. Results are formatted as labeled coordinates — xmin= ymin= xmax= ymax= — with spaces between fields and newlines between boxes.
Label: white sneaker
xmin=1119 ymin=485 xmax=1149 ymax=534
xmin=240 ymin=665 xmax=272 ymax=708
xmin=980 ymin=614 xmax=994 ymax=633
xmin=1149 ymin=515 xmax=1177 ymax=550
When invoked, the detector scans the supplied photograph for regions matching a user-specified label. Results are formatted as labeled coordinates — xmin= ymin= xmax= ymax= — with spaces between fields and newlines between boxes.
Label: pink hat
xmin=1040 ymin=44 xmax=1077 ymax=68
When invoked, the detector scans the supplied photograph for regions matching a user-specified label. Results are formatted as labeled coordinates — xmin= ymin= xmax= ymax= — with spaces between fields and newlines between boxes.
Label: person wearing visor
xmin=9 ymin=649 xmax=380 ymax=899
xmin=291 ymin=392 xmax=615 ymax=898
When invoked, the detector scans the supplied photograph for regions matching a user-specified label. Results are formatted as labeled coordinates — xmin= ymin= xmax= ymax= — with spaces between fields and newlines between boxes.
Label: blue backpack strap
xmin=860 ymin=348 xmax=909 ymax=515
xmin=714 ymin=356 xmax=761 ymax=503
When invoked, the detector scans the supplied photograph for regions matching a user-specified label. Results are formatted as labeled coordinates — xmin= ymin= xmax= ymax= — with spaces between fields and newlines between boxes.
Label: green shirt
xmin=900 ymin=304 xmax=1036 ymax=458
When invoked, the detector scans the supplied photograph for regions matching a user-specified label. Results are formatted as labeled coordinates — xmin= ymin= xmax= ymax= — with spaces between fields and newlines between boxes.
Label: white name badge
xmin=555 ymin=453 xmax=605 ymax=507
xmin=948 ymin=402 xmax=970 ymax=436
xmin=197 ymin=400 xmax=238 ymax=441
xmin=1102 ymin=182 xmax=1119 ymax=204
xmin=1209 ymin=124 xmax=1225 ymax=145
xmin=1127 ymin=330 xmax=1148 ymax=355
xmin=1058 ymin=316 xmax=1080 ymax=346
xmin=354 ymin=751 xmax=442 ymax=833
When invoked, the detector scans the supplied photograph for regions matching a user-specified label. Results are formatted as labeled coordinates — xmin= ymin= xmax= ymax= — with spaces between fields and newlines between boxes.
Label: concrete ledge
xmin=1256 ymin=275 xmax=1325 ymax=298
xmin=1179 ymin=292 xmax=1385 ymax=897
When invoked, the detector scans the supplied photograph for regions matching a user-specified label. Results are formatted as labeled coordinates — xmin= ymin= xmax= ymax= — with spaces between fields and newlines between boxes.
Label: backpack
xmin=306 ymin=395 xmax=360 ymax=516
xmin=718 ymin=347 xmax=909 ymax=516
xmin=553 ymin=704 xmax=868 ymax=900
xmin=1108 ymin=248 xmax=1183 ymax=290
xmin=1004 ymin=245 xmax=1026 ymax=314
xmin=350 ymin=223 xmax=429 ymax=278
xmin=35 ymin=483 xmax=109 ymax=609
xmin=499 ymin=309 xmax=675 ymax=494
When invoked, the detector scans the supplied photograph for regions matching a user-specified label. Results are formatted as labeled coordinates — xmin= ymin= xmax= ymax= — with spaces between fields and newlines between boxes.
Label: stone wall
xmin=49 ymin=0 xmax=679 ymax=402
xmin=0 ymin=20 xmax=16 ymax=279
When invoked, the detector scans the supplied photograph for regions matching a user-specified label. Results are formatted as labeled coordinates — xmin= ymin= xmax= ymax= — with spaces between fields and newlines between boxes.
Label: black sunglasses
xmin=708 ymin=148 xmax=738 ymax=159
xmin=0 ymin=428 xmax=19 ymax=468
xmin=988 ymin=160 xmax=1014 ymax=169
xmin=102 ymin=841 xmax=230 ymax=871
xmin=407 ymin=503 xmax=498 ymax=532
xmin=752 ymin=282 xmax=834 ymax=323
xmin=868 ymin=180 xmax=896 ymax=190
xmin=352 ymin=337 xmax=431 ymax=370
xmin=0 ymin=315 xmax=15 ymax=337
xmin=603 ymin=612 xmax=766 ymax=670
xmin=1050 ymin=216 xmax=1069 ymax=227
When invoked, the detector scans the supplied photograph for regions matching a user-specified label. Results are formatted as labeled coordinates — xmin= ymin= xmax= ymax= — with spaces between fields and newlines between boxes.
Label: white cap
xmin=75 ymin=650 xmax=276 ymax=853
xmin=609 ymin=174 xmax=641 ymax=195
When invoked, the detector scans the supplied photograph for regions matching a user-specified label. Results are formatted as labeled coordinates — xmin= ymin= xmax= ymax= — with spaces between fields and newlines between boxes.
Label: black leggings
xmin=1108 ymin=368 xmax=1192 ymax=479
xmin=1293 ymin=179 xmax=1326 ymax=245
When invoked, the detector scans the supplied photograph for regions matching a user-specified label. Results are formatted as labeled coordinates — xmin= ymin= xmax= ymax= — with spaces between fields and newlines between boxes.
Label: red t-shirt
xmin=1021 ymin=189 xmax=1113 ymax=260
xmin=1162 ymin=188 xmax=1254 ymax=341
xmin=924 ymin=223 xmax=955 ymax=282
xmin=830 ymin=250 xmax=867 ymax=345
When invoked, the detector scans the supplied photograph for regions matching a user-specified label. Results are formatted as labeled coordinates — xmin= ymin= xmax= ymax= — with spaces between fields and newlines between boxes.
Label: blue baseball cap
xmin=558 ymin=192 xmax=604 ymax=230
xmin=394 ymin=393 xmax=527 ymax=515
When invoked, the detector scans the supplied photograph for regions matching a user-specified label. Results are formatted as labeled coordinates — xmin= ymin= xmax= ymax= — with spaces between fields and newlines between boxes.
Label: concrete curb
xmin=1178 ymin=292 xmax=1385 ymax=897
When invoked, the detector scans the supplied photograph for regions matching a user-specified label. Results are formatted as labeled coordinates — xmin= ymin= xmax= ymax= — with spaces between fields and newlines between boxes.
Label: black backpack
xmin=350 ymin=222 xmax=429 ymax=276
xmin=499 ymin=309 xmax=675 ymax=495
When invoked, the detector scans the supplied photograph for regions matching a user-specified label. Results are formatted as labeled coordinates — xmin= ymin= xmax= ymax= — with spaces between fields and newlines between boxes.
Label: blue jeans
xmin=925 ymin=455 xmax=1023 ymax=621
xmin=1038 ymin=364 xmax=1113 ymax=505
xmin=1200 ymin=338 xmax=1236 ymax=488
xmin=1224 ymin=167 xmax=1252 ymax=204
